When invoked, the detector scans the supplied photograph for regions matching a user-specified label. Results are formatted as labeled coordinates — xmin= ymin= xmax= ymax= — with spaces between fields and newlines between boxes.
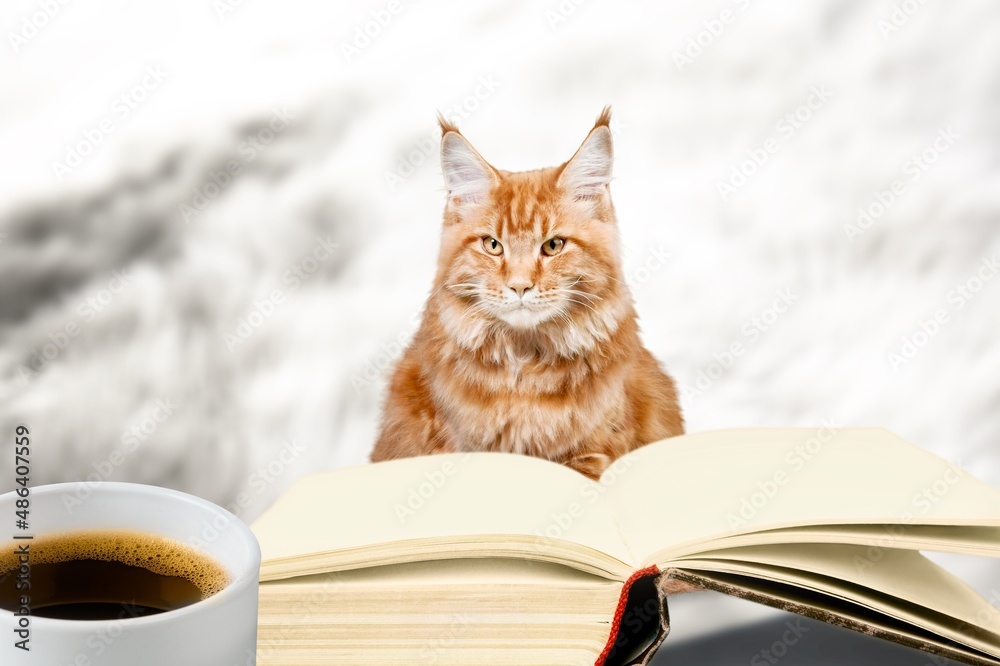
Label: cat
xmin=370 ymin=108 xmax=684 ymax=480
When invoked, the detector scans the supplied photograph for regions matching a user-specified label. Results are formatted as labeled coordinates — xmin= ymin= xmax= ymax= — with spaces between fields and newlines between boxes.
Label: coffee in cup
xmin=0 ymin=529 xmax=230 ymax=620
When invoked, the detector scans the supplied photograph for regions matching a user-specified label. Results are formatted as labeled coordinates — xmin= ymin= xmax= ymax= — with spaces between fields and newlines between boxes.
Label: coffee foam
xmin=0 ymin=530 xmax=230 ymax=598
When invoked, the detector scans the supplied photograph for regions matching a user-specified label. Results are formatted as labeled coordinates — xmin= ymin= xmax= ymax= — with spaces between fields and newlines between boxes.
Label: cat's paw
xmin=564 ymin=453 xmax=613 ymax=480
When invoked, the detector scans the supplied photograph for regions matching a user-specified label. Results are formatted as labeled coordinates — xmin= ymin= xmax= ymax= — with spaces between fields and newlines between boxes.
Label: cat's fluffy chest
xmin=429 ymin=344 xmax=629 ymax=458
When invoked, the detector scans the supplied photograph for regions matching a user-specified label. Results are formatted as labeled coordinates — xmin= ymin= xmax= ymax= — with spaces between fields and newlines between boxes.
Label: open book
xmin=251 ymin=428 xmax=1000 ymax=666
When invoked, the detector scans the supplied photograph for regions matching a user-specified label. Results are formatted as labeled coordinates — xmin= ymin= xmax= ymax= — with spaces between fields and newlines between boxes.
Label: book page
xmin=732 ymin=524 xmax=1000 ymax=558
xmin=602 ymin=428 xmax=1000 ymax=563
xmin=677 ymin=543 xmax=1000 ymax=636
xmin=669 ymin=567 xmax=998 ymax=665
xmin=260 ymin=557 xmax=615 ymax=587
xmin=252 ymin=452 xmax=633 ymax=577
xmin=673 ymin=544 xmax=1000 ymax=657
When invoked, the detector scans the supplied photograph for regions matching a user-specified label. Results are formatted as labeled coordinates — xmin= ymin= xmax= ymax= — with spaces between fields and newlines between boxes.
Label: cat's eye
xmin=542 ymin=237 xmax=565 ymax=256
xmin=483 ymin=237 xmax=503 ymax=256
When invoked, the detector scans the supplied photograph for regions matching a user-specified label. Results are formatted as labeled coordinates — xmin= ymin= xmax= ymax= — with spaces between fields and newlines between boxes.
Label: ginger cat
xmin=371 ymin=108 xmax=683 ymax=479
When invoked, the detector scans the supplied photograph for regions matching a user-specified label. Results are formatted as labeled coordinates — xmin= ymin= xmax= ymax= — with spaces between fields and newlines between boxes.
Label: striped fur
xmin=371 ymin=109 xmax=683 ymax=479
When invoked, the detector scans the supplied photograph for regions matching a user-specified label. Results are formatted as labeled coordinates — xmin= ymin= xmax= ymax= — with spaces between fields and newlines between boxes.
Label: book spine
xmin=594 ymin=565 xmax=665 ymax=666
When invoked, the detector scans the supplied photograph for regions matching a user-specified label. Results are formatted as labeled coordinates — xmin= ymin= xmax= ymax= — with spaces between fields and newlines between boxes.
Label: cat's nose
xmin=508 ymin=281 xmax=534 ymax=298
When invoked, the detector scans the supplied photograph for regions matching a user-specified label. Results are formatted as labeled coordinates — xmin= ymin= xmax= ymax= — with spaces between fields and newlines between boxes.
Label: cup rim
xmin=0 ymin=481 xmax=261 ymax=628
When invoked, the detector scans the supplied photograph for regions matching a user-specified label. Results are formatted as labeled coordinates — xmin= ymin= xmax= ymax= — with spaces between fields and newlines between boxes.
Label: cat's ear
xmin=438 ymin=115 xmax=497 ymax=207
xmin=557 ymin=107 xmax=613 ymax=202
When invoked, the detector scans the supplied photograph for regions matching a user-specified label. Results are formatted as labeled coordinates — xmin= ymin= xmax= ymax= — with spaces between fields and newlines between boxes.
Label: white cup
xmin=0 ymin=482 xmax=260 ymax=665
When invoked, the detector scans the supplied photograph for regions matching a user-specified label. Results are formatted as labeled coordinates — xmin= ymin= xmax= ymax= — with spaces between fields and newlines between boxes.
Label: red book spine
xmin=594 ymin=565 xmax=661 ymax=666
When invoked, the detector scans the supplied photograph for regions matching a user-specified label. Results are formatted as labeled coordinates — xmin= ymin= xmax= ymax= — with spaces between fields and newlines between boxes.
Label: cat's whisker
xmin=559 ymin=289 xmax=602 ymax=307
xmin=563 ymin=297 xmax=600 ymax=315
xmin=590 ymin=273 xmax=628 ymax=286
xmin=555 ymin=310 xmax=574 ymax=327
xmin=561 ymin=289 xmax=601 ymax=303
xmin=566 ymin=276 xmax=603 ymax=292
xmin=454 ymin=300 xmax=492 ymax=328
xmin=447 ymin=287 xmax=483 ymax=304
xmin=446 ymin=282 xmax=482 ymax=297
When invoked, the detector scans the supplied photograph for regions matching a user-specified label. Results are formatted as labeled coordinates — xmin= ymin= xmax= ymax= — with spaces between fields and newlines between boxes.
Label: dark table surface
xmin=651 ymin=592 xmax=959 ymax=666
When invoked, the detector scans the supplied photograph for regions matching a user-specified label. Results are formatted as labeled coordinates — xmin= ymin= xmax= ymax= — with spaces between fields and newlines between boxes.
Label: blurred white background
xmin=1 ymin=1 xmax=998 ymax=661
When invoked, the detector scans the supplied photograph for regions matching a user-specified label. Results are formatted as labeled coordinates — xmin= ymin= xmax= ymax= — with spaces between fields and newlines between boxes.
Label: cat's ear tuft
xmin=436 ymin=111 xmax=460 ymax=137
xmin=593 ymin=105 xmax=612 ymax=130
xmin=440 ymin=129 xmax=496 ymax=206
xmin=558 ymin=110 xmax=613 ymax=201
